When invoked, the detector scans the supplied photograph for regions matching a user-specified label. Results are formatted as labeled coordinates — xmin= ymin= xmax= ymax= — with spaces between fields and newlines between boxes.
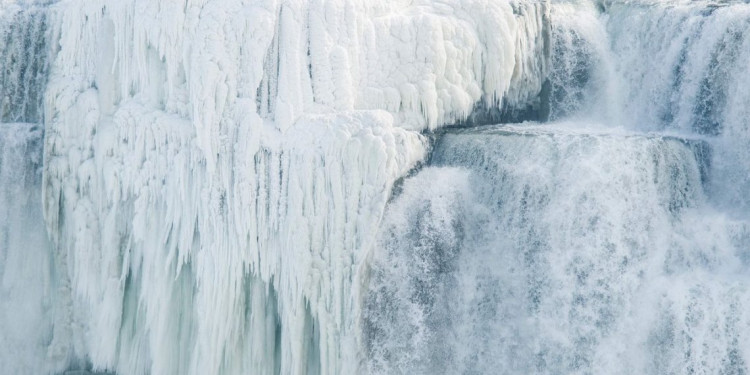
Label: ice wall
xmin=38 ymin=0 xmax=551 ymax=374
xmin=366 ymin=124 xmax=750 ymax=374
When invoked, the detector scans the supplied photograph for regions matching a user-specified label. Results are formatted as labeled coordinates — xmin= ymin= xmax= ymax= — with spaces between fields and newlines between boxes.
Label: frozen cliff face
xmin=37 ymin=0 xmax=551 ymax=374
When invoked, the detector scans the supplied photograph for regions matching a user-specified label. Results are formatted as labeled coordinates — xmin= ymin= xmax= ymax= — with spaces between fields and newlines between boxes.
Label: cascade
xmin=603 ymin=0 xmax=750 ymax=215
xmin=363 ymin=0 xmax=750 ymax=372
xmin=0 ymin=1 xmax=49 ymax=123
xmin=1 ymin=0 xmax=749 ymax=374
xmin=550 ymin=0 xmax=750 ymax=213
xmin=366 ymin=124 xmax=750 ymax=373
xmin=0 ymin=2 xmax=62 ymax=373
xmin=0 ymin=123 xmax=59 ymax=374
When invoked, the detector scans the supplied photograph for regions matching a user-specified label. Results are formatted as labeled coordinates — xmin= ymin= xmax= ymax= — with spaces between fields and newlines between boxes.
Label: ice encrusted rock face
xmin=35 ymin=0 xmax=550 ymax=374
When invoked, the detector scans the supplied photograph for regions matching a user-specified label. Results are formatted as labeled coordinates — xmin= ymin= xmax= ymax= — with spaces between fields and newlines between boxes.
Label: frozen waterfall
xmin=1 ymin=0 xmax=750 ymax=374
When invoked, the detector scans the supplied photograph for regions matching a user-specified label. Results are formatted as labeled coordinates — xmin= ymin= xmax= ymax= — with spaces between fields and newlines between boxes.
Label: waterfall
xmin=0 ymin=2 xmax=63 ymax=373
xmin=366 ymin=124 xmax=750 ymax=373
xmin=0 ymin=2 xmax=50 ymax=123
xmin=366 ymin=0 xmax=750 ymax=373
xmin=0 ymin=123 xmax=60 ymax=374
xmin=1 ymin=0 xmax=750 ymax=374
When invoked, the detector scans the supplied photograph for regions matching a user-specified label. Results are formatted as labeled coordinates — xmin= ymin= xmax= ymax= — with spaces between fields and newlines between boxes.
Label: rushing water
xmin=366 ymin=124 xmax=750 ymax=373
xmin=0 ymin=2 xmax=50 ymax=123
xmin=365 ymin=1 xmax=750 ymax=373
xmin=2 ymin=0 xmax=750 ymax=374
xmin=550 ymin=0 xmax=750 ymax=215
xmin=0 ymin=123 xmax=57 ymax=374
xmin=0 ymin=2 xmax=61 ymax=373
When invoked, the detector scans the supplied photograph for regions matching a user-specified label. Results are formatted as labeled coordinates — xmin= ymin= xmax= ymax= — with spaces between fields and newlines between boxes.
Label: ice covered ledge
xmin=42 ymin=0 xmax=549 ymax=374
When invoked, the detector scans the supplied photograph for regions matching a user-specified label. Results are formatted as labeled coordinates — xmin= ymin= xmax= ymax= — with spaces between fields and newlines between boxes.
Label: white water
xmin=0 ymin=2 xmax=63 ymax=373
xmin=0 ymin=2 xmax=49 ymax=123
xmin=1 ymin=0 xmax=749 ymax=374
xmin=364 ymin=1 xmax=750 ymax=372
xmin=550 ymin=0 xmax=750 ymax=214
xmin=366 ymin=124 xmax=750 ymax=373
xmin=0 ymin=123 xmax=60 ymax=374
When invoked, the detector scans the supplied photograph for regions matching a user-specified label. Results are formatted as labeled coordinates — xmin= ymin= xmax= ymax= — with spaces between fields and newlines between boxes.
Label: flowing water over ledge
xmin=1 ymin=0 xmax=750 ymax=374
xmin=0 ymin=2 xmax=64 ymax=373
xmin=0 ymin=3 xmax=50 ymax=123
xmin=0 ymin=123 xmax=57 ymax=374
xmin=365 ymin=123 xmax=750 ymax=374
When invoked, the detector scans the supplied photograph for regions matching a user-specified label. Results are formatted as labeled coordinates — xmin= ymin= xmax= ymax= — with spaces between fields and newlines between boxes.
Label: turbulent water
xmin=366 ymin=1 xmax=750 ymax=373
xmin=366 ymin=124 xmax=750 ymax=373
xmin=0 ymin=123 xmax=57 ymax=374
xmin=0 ymin=2 xmax=57 ymax=374
xmin=1 ymin=0 xmax=749 ymax=374
xmin=0 ymin=2 xmax=49 ymax=123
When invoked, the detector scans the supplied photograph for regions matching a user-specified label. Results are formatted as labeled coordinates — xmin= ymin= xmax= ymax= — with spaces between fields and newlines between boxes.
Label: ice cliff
xmin=8 ymin=0 xmax=550 ymax=373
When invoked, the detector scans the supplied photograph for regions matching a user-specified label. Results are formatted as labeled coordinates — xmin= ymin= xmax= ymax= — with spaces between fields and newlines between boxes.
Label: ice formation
xmin=9 ymin=0 xmax=549 ymax=373
xmin=2 ymin=0 xmax=750 ymax=374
